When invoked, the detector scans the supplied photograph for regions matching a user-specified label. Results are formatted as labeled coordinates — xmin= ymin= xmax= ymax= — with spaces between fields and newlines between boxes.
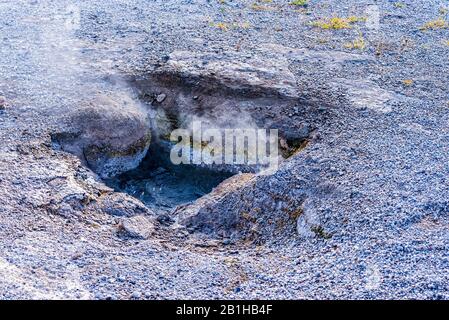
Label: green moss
xmin=290 ymin=0 xmax=308 ymax=7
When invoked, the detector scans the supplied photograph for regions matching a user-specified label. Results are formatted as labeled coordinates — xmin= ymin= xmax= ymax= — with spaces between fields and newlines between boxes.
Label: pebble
xmin=131 ymin=291 xmax=141 ymax=299
xmin=156 ymin=93 xmax=166 ymax=103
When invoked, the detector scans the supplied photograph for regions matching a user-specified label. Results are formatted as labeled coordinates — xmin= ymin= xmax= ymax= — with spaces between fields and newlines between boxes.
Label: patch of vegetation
xmin=212 ymin=22 xmax=229 ymax=31
xmin=400 ymin=37 xmax=415 ymax=52
xmin=374 ymin=41 xmax=386 ymax=57
xmin=402 ymin=79 xmax=414 ymax=86
xmin=235 ymin=21 xmax=251 ymax=29
xmin=288 ymin=207 xmax=303 ymax=220
xmin=344 ymin=34 xmax=366 ymax=50
xmin=250 ymin=0 xmax=275 ymax=11
xmin=420 ymin=18 xmax=448 ymax=31
xmin=241 ymin=211 xmax=257 ymax=223
xmin=295 ymin=8 xmax=311 ymax=15
xmin=346 ymin=16 xmax=367 ymax=23
xmin=310 ymin=16 xmax=366 ymax=30
xmin=209 ymin=18 xmax=251 ymax=31
xmin=394 ymin=2 xmax=406 ymax=9
xmin=290 ymin=0 xmax=309 ymax=7
xmin=311 ymin=226 xmax=333 ymax=239
xmin=317 ymin=37 xmax=329 ymax=44
xmin=279 ymin=138 xmax=309 ymax=159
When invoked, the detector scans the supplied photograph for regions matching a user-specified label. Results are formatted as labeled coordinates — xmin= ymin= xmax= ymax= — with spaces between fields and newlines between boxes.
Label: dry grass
xmin=288 ymin=207 xmax=303 ymax=220
xmin=236 ymin=21 xmax=251 ymax=29
xmin=213 ymin=22 xmax=229 ymax=31
xmin=310 ymin=16 xmax=366 ymax=30
xmin=344 ymin=33 xmax=366 ymax=50
xmin=420 ymin=18 xmax=448 ymax=31
xmin=250 ymin=0 xmax=275 ymax=11
xmin=210 ymin=21 xmax=251 ymax=31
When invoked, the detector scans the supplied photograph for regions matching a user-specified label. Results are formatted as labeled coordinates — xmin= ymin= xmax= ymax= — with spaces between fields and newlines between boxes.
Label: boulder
xmin=52 ymin=95 xmax=151 ymax=178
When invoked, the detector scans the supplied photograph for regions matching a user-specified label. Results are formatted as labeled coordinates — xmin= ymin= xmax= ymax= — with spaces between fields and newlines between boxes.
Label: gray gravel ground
xmin=0 ymin=0 xmax=449 ymax=299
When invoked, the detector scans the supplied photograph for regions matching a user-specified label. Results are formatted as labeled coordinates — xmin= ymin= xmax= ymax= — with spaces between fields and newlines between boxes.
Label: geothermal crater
xmin=52 ymin=49 xmax=318 ymax=241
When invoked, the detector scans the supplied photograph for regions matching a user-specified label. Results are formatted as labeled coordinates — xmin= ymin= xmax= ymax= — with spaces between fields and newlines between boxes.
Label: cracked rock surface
xmin=0 ymin=0 xmax=449 ymax=300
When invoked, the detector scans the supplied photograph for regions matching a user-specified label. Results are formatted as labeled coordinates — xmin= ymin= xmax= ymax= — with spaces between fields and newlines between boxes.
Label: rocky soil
xmin=0 ymin=0 xmax=448 ymax=299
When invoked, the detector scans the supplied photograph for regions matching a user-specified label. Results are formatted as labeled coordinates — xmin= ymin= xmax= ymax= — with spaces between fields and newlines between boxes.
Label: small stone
xmin=157 ymin=214 xmax=175 ymax=226
xmin=118 ymin=215 xmax=155 ymax=240
xmin=102 ymin=193 xmax=152 ymax=217
xmin=131 ymin=291 xmax=141 ymax=299
xmin=71 ymin=252 xmax=83 ymax=260
xmin=0 ymin=96 xmax=7 ymax=110
xmin=156 ymin=93 xmax=166 ymax=103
